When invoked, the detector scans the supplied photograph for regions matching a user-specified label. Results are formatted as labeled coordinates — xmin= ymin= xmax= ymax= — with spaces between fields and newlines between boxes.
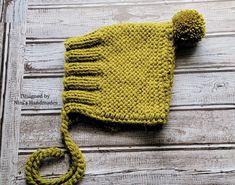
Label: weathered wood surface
xmin=20 ymin=109 xmax=235 ymax=149
xmin=24 ymin=35 xmax=235 ymax=74
xmin=0 ymin=24 xmax=26 ymax=185
xmin=1 ymin=0 xmax=235 ymax=184
xmin=16 ymin=147 xmax=235 ymax=184
xmin=26 ymin=0 xmax=235 ymax=38
xmin=4 ymin=0 xmax=28 ymax=22
xmin=17 ymin=171 xmax=235 ymax=185
xmin=21 ymin=70 xmax=235 ymax=112
xmin=28 ymin=0 xmax=215 ymax=6
xmin=0 ymin=5 xmax=2 ymax=20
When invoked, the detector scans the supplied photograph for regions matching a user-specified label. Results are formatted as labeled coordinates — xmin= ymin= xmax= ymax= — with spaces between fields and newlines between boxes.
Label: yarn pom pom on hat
xmin=25 ymin=9 xmax=205 ymax=185
xmin=172 ymin=9 xmax=206 ymax=47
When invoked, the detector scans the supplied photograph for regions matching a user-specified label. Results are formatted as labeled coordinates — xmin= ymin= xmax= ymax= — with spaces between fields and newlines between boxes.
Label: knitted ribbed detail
xmin=63 ymin=22 xmax=175 ymax=124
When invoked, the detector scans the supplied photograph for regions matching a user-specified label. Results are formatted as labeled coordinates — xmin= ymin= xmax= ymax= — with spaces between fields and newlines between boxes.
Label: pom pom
xmin=172 ymin=9 xmax=206 ymax=47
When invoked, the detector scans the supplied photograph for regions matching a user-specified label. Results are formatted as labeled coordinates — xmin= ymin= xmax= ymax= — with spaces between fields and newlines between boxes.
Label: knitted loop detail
xmin=64 ymin=32 xmax=103 ymax=50
xmin=25 ymin=107 xmax=86 ymax=185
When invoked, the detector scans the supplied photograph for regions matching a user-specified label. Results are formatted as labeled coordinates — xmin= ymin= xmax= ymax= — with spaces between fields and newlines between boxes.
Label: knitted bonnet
xmin=25 ymin=9 xmax=205 ymax=185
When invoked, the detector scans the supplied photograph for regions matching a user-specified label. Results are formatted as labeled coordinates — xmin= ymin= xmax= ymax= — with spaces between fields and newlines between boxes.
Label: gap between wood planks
xmin=23 ymin=33 xmax=235 ymax=77
xmin=22 ymin=31 xmax=235 ymax=77
xmin=16 ymin=144 xmax=235 ymax=185
xmin=22 ymin=68 xmax=235 ymax=78
xmin=0 ymin=23 xmax=10 ymax=153
xmin=26 ymin=0 xmax=235 ymax=39
xmin=15 ymin=170 xmax=235 ymax=185
xmin=18 ymin=143 xmax=235 ymax=154
xmin=15 ymin=145 xmax=235 ymax=184
xmin=25 ymin=31 xmax=235 ymax=43
xmin=19 ymin=104 xmax=235 ymax=115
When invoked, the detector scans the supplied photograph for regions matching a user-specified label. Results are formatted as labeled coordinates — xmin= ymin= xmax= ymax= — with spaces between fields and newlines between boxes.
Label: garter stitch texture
xmin=25 ymin=9 xmax=205 ymax=185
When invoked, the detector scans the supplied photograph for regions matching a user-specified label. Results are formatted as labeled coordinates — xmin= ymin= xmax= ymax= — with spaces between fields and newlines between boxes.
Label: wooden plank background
xmin=1 ymin=0 xmax=235 ymax=184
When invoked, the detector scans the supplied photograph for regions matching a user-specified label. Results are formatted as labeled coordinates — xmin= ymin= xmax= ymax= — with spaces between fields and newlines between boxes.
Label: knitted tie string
xmin=25 ymin=108 xmax=86 ymax=185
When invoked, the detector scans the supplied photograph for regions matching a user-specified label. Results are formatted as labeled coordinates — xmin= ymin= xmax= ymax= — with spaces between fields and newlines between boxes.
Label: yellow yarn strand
xmin=25 ymin=107 xmax=86 ymax=185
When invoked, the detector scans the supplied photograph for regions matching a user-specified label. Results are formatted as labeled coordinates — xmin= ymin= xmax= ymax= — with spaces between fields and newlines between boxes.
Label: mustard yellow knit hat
xmin=25 ymin=9 xmax=205 ymax=185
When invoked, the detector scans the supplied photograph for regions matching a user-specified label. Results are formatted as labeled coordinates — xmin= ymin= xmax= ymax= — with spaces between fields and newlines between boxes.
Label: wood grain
xmin=21 ymin=71 xmax=235 ymax=110
xmin=19 ymin=109 xmax=235 ymax=149
xmin=17 ymin=147 xmax=235 ymax=184
xmin=4 ymin=0 xmax=28 ymax=22
xmin=28 ymin=0 xmax=217 ymax=6
xmin=24 ymin=35 xmax=235 ymax=75
xmin=0 ymin=0 xmax=3 ymax=21
xmin=0 ymin=24 xmax=25 ymax=185
xmin=17 ymin=171 xmax=235 ymax=185
xmin=26 ymin=0 xmax=235 ymax=38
